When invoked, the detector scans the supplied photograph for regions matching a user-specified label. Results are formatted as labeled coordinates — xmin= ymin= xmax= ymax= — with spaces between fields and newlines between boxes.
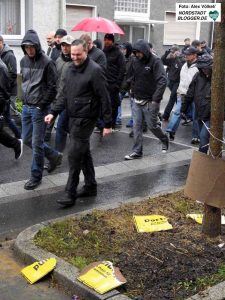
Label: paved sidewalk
xmin=0 ymin=148 xmax=194 ymax=200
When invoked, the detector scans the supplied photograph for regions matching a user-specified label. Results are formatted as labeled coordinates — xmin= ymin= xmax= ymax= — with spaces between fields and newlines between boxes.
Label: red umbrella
xmin=71 ymin=17 xmax=124 ymax=35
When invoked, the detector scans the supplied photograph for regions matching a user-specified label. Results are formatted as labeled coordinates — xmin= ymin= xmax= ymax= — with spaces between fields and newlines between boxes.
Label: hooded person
xmin=181 ymin=56 xmax=213 ymax=153
xmin=0 ymin=57 xmax=23 ymax=160
xmin=0 ymin=36 xmax=17 ymax=102
xmin=124 ymin=39 xmax=169 ymax=160
xmin=20 ymin=29 xmax=62 ymax=190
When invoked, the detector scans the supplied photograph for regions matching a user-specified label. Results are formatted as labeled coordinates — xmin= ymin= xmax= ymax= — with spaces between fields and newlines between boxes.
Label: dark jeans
xmin=55 ymin=110 xmax=69 ymax=152
xmin=163 ymin=80 xmax=179 ymax=120
xmin=198 ymin=120 xmax=210 ymax=154
xmin=66 ymin=118 xmax=97 ymax=196
xmin=22 ymin=105 xmax=59 ymax=181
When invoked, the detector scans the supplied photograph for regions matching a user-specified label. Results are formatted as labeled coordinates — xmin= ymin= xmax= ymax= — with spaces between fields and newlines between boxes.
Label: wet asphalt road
xmin=0 ymin=93 xmax=195 ymax=240
xmin=0 ymin=160 xmax=189 ymax=240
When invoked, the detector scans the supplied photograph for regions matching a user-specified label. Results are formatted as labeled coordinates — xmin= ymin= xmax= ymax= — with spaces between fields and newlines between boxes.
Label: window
xmin=115 ymin=0 xmax=148 ymax=14
xmin=0 ymin=0 xmax=25 ymax=39
xmin=164 ymin=12 xmax=198 ymax=45
xmin=66 ymin=5 xmax=95 ymax=39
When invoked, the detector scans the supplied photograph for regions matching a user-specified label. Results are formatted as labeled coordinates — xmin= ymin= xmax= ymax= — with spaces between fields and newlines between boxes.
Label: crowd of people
xmin=0 ymin=28 xmax=214 ymax=206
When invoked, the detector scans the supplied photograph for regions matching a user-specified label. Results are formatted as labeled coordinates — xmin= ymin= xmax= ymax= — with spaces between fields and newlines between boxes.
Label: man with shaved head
xmin=46 ymin=31 xmax=55 ymax=57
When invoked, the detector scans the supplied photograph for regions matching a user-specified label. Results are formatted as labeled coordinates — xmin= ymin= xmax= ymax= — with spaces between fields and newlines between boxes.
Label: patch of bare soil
xmin=35 ymin=191 xmax=225 ymax=300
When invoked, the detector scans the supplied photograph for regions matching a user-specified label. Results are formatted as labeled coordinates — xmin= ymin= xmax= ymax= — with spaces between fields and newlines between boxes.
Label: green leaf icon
xmin=209 ymin=10 xmax=219 ymax=21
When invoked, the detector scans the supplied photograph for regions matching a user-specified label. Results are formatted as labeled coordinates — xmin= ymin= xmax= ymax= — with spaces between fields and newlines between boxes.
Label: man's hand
xmin=45 ymin=114 xmax=54 ymax=124
xmin=103 ymin=128 xmax=112 ymax=137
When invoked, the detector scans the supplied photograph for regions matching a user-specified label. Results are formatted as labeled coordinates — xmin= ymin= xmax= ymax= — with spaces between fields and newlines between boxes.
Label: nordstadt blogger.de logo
xmin=176 ymin=3 xmax=221 ymax=22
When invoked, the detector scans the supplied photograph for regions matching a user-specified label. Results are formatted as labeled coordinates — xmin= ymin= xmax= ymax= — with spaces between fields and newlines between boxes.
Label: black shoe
xmin=191 ymin=138 xmax=200 ymax=145
xmin=168 ymin=132 xmax=175 ymax=141
xmin=142 ymin=126 xmax=148 ymax=133
xmin=129 ymin=131 xmax=134 ymax=138
xmin=77 ymin=186 xmax=97 ymax=198
xmin=57 ymin=193 xmax=76 ymax=206
xmin=14 ymin=139 xmax=23 ymax=160
xmin=162 ymin=135 xmax=169 ymax=153
xmin=124 ymin=152 xmax=142 ymax=160
xmin=47 ymin=153 xmax=63 ymax=173
xmin=24 ymin=178 xmax=42 ymax=190
xmin=181 ymin=119 xmax=192 ymax=126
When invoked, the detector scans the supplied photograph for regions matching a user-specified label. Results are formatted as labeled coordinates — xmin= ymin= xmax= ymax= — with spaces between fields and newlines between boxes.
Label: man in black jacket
xmin=181 ymin=56 xmax=213 ymax=153
xmin=20 ymin=29 xmax=62 ymax=190
xmin=103 ymin=34 xmax=126 ymax=129
xmin=125 ymin=39 xmax=169 ymax=160
xmin=161 ymin=45 xmax=185 ymax=120
xmin=45 ymin=39 xmax=112 ymax=206
xmin=49 ymin=28 xmax=67 ymax=62
xmin=0 ymin=35 xmax=18 ymax=114
xmin=0 ymin=58 xmax=22 ymax=159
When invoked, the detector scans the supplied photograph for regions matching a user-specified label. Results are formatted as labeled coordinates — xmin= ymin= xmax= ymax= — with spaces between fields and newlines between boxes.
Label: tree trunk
xmin=202 ymin=1 xmax=225 ymax=237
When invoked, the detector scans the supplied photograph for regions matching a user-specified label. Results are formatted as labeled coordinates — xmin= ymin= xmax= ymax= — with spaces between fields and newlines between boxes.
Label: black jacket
xmin=20 ymin=29 xmax=57 ymax=110
xmin=181 ymin=69 xmax=212 ymax=121
xmin=50 ymin=45 xmax=61 ymax=62
xmin=103 ymin=45 xmax=126 ymax=88
xmin=88 ymin=46 xmax=107 ymax=71
xmin=129 ymin=39 xmax=167 ymax=103
xmin=0 ymin=59 xmax=10 ymax=114
xmin=0 ymin=44 xmax=17 ymax=96
xmin=51 ymin=57 xmax=112 ymax=128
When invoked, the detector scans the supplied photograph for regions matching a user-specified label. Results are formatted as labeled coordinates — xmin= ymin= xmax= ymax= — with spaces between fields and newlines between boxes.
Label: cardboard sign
xmin=185 ymin=151 xmax=225 ymax=208
xmin=133 ymin=215 xmax=173 ymax=232
xmin=187 ymin=214 xmax=225 ymax=225
xmin=78 ymin=261 xmax=126 ymax=294
xmin=21 ymin=258 xmax=57 ymax=284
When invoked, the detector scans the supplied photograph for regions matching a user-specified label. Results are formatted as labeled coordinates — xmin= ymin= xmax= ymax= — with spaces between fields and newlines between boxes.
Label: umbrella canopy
xmin=71 ymin=17 xmax=124 ymax=35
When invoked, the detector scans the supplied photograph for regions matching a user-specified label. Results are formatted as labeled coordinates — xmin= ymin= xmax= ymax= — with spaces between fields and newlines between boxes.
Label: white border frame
xmin=2 ymin=0 xmax=25 ymax=40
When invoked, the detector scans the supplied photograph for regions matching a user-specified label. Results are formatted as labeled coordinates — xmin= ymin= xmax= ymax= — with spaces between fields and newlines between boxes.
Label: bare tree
xmin=202 ymin=1 xmax=225 ymax=237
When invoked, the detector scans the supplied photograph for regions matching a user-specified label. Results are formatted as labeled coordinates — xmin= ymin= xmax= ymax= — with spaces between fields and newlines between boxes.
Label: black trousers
xmin=0 ymin=126 xmax=19 ymax=149
xmin=108 ymin=85 xmax=120 ymax=129
xmin=65 ymin=118 xmax=97 ymax=196
xmin=163 ymin=80 xmax=179 ymax=120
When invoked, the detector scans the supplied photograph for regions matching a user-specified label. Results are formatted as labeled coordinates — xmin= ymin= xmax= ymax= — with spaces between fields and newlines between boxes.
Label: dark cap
xmin=184 ymin=46 xmax=198 ymax=55
xmin=55 ymin=28 xmax=67 ymax=37
xmin=21 ymin=41 xmax=35 ymax=46
xmin=104 ymin=33 xmax=114 ymax=42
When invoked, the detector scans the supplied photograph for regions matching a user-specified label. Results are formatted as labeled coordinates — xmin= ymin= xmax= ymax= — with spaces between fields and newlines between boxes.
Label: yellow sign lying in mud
xmin=21 ymin=258 xmax=57 ymax=284
xmin=78 ymin=261 xmax=126 ymax=294
xmin=133 ymin=215 xmax=173 ymax=232
xmin=187 ymin=214 xmax=225 ymax=225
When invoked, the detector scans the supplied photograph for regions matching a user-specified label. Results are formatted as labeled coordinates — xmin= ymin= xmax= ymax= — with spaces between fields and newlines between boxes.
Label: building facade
xmin=115 ymin=0 xmax=212 ymax=56
xmin=1 ymin=0 xmax=212 ymax=68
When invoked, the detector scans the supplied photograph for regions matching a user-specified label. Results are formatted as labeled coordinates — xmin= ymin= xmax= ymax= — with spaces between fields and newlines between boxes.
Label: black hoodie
xmin=130 ymin=39 xmax=167 ymax=103
xmin=20 ymin=29 xmax=57 ymax=109
xmin=0 ymin=44 xmax=17 ymax=96
xmin=0 ymin=59 xmax=10 ymax=114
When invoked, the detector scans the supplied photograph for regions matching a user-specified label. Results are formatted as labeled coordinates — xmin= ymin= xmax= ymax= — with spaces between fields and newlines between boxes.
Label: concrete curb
xmin=14 ymin=188 xmax=225 ymax=300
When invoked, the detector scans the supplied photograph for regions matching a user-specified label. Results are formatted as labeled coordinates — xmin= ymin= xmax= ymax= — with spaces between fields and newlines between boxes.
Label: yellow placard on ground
xmin=78 ymin=261 xmax=126 ymax=294
xmin=21 ymin=258 xmax=57 ymax=284
xmin=187 ymin=214 xmax=225 ymax=225
xmin=133 ymin=215 xmax=173 ymax=233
